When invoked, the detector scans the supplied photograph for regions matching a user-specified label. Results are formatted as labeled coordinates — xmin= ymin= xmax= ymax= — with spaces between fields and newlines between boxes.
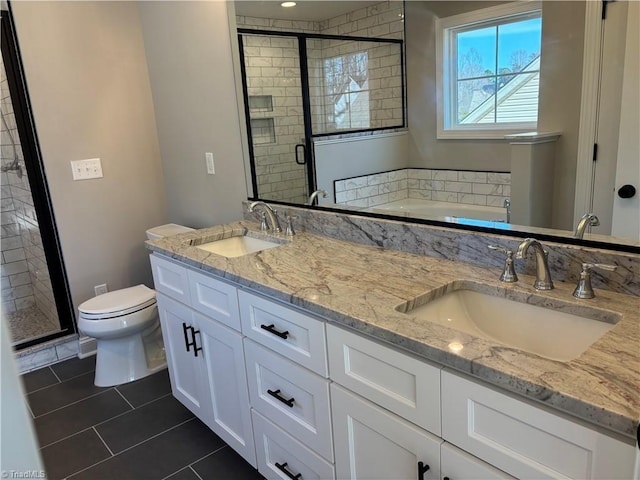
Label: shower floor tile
xmin=4 ymin=305 xmax=59 ymax=343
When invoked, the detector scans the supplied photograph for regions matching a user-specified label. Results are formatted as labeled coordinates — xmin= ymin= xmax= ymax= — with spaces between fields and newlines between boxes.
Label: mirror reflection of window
xmin=437 ymin=3 xmax=543 ymax=137
xmin=324 ymin=52 xmax=370 ymax=130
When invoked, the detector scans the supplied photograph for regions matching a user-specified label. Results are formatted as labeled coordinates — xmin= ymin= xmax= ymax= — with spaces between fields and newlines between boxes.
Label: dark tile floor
xmin=21 ymin=356 xmax=264 ymax=480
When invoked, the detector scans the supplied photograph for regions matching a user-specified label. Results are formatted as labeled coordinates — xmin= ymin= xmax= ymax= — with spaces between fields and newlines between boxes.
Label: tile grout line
xmin=113 ymin=386 xmax=136 ymax=410
xmin=37 ymin=392 xmax=175 ymax=450
xmin=65 ymin=418 xmax=197 ymax=479
xmin=190 ymin=466 xmax=205 ymax=480
xmin=92 ymin=426 xmax=115 ymax=457
xmin=29 ymin=388 xmax=112 ymax=419
xmin=160 ymin=449 xmax=224 ymax=480
xmin=48 ymin=365 xmax=63 ymax=383
xmin=25 ymin=369 xmax=94 ymax=397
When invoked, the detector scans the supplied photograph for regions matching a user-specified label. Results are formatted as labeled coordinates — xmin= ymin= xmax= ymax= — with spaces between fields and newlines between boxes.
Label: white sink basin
xmin=397 ymin=285 xmax=619 ymax=362
xmin=195 ymin=235 xmax=281 ymax=258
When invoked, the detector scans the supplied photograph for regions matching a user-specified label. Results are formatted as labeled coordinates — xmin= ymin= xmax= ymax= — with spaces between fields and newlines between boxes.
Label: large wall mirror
xmin=231 ymin=0 xmax=639 ymax=250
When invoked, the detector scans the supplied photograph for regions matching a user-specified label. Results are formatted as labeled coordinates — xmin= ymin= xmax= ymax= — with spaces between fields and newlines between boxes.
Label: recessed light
xmin=281 ymin=1 xmax=296 ymax=7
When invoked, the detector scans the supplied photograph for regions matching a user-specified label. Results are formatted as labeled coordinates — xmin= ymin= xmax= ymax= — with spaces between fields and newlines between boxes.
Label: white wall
xmin=137 ymin=1 xmax=248 ymax=228
xmin=12 ymin=1 xmax=168 ymax=312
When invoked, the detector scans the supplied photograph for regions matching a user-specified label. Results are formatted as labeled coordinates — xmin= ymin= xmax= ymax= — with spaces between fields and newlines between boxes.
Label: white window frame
xmin=436 ymin=1 xmax=542 ymax=139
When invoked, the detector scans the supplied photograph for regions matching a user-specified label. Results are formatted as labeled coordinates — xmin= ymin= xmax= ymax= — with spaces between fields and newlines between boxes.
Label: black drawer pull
xmin=267 ymin=388 xmax=295 ymax=407
xmin=260 ymin=323 xmax=289 ymax=339
xmin=418 ymin=462 xmax=430 ymax=480
xmin=275 ymin=462 xmax=302 ymax=480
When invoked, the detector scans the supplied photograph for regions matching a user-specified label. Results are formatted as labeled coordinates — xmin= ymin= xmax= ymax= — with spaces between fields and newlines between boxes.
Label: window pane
xmin=310 ymin=39 xmax=402 ymax=134
xmin=496 ymin=72 xmax=539 ymax=122
xmin=497 ymin=17 xmax=542 ymax=74
xmin=457 ymin=77 xmax=495 ymax=123
xmin=457 ymin=26 xmax=497 ymax=79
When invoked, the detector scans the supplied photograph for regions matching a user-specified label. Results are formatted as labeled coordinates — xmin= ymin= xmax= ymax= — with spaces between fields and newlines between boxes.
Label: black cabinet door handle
xmin=275 ymin=462 xmax=302 ymax=480
xmin=182 ymin=322 xmax=191 ymax=352
xmin=190 ymin=327 xmax=203 ymax=357
xmin=260 ymin=323 xmax=289 ymax=339
xmin=267 ymin=388 xmax=295 ymax=408
xmin=418 ymin=461 xmax=430 ymax=480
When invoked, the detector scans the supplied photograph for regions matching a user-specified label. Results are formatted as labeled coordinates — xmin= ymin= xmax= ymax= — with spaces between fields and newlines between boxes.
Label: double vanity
xmin=146 ymin=218 xmax=639 ymax=480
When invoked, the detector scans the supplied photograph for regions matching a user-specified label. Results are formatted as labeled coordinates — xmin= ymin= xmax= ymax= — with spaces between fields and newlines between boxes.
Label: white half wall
xmin=314 ymin=131 xmax=409 ymax=204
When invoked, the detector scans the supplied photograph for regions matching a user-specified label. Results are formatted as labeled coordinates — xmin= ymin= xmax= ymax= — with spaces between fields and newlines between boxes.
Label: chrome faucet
xmin=503 ymin=198 xmax=511 ymax=223
xmin=573 ymin=213 xmax=600 ymax=239
xmin=307 ymin=189 xmax=328 ymax=206
xmin=248 ymin=201 xmax=282 ymax=233
xmin=515 ymin=238 xmax=554 ymax=290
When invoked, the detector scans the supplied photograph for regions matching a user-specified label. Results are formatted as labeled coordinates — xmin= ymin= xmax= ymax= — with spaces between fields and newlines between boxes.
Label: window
xmin=436 ymin=2 xmax=542 ymax=138
xmin=323 ymin=52 xmax=371 ymax=130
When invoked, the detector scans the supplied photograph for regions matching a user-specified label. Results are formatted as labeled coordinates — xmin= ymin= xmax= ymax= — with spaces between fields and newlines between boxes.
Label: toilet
xmin=78 ymin=224 xmax=194 ymax=387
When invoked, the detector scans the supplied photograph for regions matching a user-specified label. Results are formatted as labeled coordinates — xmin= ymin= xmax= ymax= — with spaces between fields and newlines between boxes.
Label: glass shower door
xmin=239 ymin=32 xmax=313 ymax=204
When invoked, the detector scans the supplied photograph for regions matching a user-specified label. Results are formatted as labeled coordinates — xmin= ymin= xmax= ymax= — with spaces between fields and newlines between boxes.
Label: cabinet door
xmin=441 ymin=370 xmax=636 ymax=480
xmin=156 ymin=294 xmax=211 ymax=421
xmin=331 ymin=384 xmax=442 ymax=480
xmin=441 ymin=443 xmax=514 ymax=480
xmin=196 ymin=312 xmax=256 ymax=467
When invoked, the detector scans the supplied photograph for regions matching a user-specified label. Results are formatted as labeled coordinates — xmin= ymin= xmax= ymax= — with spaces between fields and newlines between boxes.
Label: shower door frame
xmin=2 ymin=8 xmax=76 ymax=349
xmin=237 ymin=29 xmax=406 ymax=200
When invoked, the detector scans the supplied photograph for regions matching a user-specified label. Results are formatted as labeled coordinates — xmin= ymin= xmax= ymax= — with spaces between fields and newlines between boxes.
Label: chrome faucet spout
xmin=573 ymin=213 xmax=600 ymax=239
xmin=515 ymin=238 xmax=554 ymax=290
xmin=248 ymin=201 xmax=282 ymax=233
xmin=307 ymin=189 xmax=328 ymax=206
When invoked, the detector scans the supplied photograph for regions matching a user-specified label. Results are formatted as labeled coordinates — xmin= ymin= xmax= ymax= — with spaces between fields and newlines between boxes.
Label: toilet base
xmin=93 ymin=328 xmax=167 ymax=387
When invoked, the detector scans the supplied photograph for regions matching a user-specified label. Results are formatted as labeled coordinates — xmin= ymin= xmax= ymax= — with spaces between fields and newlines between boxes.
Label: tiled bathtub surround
xmin=243 ymin=202 xmax=639 ymax=298
xmin=334 ymin=168 xmax=511 ymax=209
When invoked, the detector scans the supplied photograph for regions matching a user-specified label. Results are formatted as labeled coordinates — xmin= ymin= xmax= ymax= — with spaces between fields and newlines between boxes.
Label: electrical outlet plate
xmin=71 ymin=158 xmax=103 ymax=181
xmin=94 ymin=284 xmax=108 ymax=296
xmin=205 ymin=152 xmax=215 ymax=175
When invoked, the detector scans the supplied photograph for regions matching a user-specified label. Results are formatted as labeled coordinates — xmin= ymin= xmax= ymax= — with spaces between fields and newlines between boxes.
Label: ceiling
xmin=234 ymin=1 xmax=386 ymax=22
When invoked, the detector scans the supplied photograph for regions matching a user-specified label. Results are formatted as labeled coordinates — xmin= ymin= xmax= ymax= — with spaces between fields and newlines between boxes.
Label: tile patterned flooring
xmin=21 ymin=356 xmax=264 ymax=480
xmin=6 ymin=305 xmax=60 ymax=344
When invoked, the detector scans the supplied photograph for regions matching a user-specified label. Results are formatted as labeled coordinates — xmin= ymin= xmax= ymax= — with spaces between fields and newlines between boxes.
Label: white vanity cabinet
xmin=440 ymin=443 xmax=515 ymax=480
xmin=150 ymin=254 xmax=256 ymax=467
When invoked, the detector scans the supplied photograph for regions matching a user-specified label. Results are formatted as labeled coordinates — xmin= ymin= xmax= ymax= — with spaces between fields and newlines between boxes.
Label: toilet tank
xmin=146 ymin=223 xmax=194 ymax=240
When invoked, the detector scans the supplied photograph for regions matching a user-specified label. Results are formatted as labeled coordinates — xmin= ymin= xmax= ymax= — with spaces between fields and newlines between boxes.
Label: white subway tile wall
xmin=237 ymin=1 xmax=404 ymax=203
xmin=1 ymin=52 xmax=60 ymax=342
xmin=335 ymin=168 xmax=511 ymax=209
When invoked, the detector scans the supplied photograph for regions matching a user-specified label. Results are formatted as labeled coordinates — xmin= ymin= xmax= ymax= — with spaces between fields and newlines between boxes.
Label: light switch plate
xmin=205 ymin=152 xmax=215 ymax=175
xmin=71 ymin=158 xmax=103 ymax=180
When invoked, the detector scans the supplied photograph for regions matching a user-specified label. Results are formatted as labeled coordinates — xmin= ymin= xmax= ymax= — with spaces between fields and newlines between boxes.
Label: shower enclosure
xmin=1 ymin=9 xmax=74 ymax=349
xmin=238 ymin=28 xmax=404 ymax=204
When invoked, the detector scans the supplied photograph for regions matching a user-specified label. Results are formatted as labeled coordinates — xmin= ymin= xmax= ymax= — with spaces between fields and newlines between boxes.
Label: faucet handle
xmin=487 ymin=245 xmax=518 ymax=283
xmin=284 ymin=212 xmax=297 ymax=236
xmin=573 ymin=263 xmax=617 ymax=299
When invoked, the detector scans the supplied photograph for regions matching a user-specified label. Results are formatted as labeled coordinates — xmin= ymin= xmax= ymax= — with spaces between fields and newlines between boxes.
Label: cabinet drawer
xmin=252 ymin=410 xmax=335 ymax=480
xmin=150 ymin=254 xmax=190 ymax=304
xmin=239 ymin=290 xmax=328 ymax=376
xmin=327 ymin=324 xmax=442 ymax=436
xmin=441 ymin=370 xmax=636 ymax=480
xmin=244 ymin=339 xmax=333 ymax=462
xmin=441 ymin=443 xmax=514 ymax=480
xmin=188 ymin=269 xmax=240 ymax=331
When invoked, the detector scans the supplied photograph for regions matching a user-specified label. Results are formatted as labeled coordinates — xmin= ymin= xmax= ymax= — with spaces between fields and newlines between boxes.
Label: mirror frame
xmin=232 ymin=1 xmax=639 ymax=255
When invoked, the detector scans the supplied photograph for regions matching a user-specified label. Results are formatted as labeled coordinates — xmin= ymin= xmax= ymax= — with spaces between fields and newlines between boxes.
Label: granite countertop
xmin=146 ymin=221 xmax=640 ymax=439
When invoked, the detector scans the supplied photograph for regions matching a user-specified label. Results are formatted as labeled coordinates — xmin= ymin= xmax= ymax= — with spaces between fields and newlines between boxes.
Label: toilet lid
xmin=79 ymin=285 xmax=156 ymax=319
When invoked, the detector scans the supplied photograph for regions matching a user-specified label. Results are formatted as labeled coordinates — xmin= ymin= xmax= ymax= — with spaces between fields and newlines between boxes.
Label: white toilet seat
xmin=79 ymin=284 xmax=156 ymax=319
